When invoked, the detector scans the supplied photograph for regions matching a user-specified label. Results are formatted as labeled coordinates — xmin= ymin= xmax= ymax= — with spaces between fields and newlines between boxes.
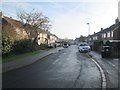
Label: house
xmin=88 ymin=18 xmax=120 ymax=44
xmin=2 ymin=13 xmax=28 ymax=41
xmin=37 ymin=29 xmax=48 ymax=45
xmin=1 ymin=13 xmax=60 ymax=48
xmin=37 ymin=29 xmax=59 ymax=47
xmin=87 ymin=18 xmax=120 ymax=54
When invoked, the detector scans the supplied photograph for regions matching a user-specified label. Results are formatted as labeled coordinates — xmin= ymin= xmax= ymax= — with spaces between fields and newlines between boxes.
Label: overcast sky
xmin=1 ymin=0 xmax=120 ymax=39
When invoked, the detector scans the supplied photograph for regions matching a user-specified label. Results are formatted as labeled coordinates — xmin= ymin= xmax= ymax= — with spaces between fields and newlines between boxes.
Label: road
xmin=2 ymin=45 xmax=119 ymax=88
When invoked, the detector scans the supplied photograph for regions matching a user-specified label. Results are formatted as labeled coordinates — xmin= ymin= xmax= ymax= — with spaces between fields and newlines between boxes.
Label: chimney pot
xmin=101 ymin=28 xmax=103 ymax=31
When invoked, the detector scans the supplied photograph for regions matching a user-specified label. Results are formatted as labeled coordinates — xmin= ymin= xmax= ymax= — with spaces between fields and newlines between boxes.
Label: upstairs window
xmin=104 ymin=33 xmax=106 ymax=38
xmin=107 ymin=32 xmax=110 ymax=37
xmin=111 ymin=31 xmax=113 ymax=37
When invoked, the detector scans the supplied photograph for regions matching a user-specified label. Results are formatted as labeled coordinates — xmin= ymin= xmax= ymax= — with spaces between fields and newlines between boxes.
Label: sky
xmin=1 ymin=0 xmax=120 ymax=40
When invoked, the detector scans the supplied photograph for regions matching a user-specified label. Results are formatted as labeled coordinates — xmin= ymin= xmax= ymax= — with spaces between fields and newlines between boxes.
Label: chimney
xmin=101 ymin=28 xmax=103 ymax=31
xmin=115 ymin=18 xmax=119 ymax=24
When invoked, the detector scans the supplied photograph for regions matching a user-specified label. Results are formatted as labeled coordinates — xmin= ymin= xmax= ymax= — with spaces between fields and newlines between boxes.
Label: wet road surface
xmin=2 ymin=45 xmax=118 ymax=88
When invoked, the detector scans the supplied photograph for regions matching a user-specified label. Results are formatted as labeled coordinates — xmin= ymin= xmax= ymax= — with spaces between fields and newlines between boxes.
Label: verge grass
xmin=2 ymin=48 xmax=51 ymax=64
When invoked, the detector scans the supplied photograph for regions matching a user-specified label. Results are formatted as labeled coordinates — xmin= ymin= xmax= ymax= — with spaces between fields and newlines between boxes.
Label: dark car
xmin=63 ymin=43 xmax=68 ymax=48
xmin=101 ymin=46 xmax=111 ymax=58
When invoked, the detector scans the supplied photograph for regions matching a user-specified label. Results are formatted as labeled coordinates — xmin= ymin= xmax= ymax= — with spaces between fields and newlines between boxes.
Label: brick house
xmin=1 ymin=13 xmax=60 ymax=48
xmin=88 ymin=19 xmax=119 ymax=43
xmin=2 ymin=14 xmax=28 ymax=41
xmin=87 ymin=18 xmax=120 ymax=54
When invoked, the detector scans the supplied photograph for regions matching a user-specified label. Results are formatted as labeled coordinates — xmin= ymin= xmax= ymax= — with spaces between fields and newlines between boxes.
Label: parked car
xmin=47 ymin=43 xmax=54 ymax=48
xmin=63 ymin=43 xmax=68 ymax=48
xmin=78 ymin=43 xmax=91 ymax=53
xmin=101 ymin=45 xmax=111 ymax=58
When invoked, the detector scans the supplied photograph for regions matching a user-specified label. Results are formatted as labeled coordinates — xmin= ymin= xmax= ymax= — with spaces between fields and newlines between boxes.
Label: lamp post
xmin=87 ymin=23 xmax=90 ymax=36
xmin=86 ymin=23 xmax=90 ymax=43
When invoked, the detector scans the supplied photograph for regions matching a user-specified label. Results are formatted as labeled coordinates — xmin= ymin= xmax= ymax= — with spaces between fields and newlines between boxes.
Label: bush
xmin=2 ymin=34 xmax=14 ymax=56
xmin=12 ymin=39 xmax=36 ymax=54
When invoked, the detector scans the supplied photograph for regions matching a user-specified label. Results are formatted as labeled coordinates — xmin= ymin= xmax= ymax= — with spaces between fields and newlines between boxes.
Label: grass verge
xmin=2 ymin=48 xmax=51 ymax=64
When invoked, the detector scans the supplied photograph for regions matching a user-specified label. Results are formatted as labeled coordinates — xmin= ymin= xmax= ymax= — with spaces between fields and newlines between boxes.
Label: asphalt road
xmin=2 ymin=45 xmax=118 ymax=88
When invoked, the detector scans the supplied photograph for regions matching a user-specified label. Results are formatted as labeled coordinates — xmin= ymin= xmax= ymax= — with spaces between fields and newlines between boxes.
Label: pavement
xmin=89 ymin=51 xmax=102 ymax=59
xmin=89 ymin=51 xmax=120 ymax=61
xmin=2 ymin=47 xmax=63 ymax=73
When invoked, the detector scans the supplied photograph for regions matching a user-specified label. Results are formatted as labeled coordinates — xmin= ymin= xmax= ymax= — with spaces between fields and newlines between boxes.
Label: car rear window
xmin=64 ymin=43 xmax=67 ymax=45
xmin=80 ymin=44 xmax=88 ymax=46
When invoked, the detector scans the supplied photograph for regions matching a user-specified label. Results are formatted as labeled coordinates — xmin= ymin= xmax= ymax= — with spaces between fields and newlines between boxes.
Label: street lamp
xmin=86 ymin=23 xmax=90 ymax=43
xmin=86 ymin=23 xmax=90 ymax=36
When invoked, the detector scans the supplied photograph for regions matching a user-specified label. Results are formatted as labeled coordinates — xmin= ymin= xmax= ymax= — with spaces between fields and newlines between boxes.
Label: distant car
xmin=47 ymin=43 xmax=54 ymax=48
xmin=78 ymin=43 xmax=91 ymax=53
xmin=63 ymin=43 xmax=68 ymax=48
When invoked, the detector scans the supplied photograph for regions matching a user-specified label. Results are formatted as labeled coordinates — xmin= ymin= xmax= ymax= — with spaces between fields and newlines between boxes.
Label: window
xmin=102 ymin=34 xmax=104 ymax=38
xmin=96 ymin=36 xmax=98 ymax=40
xmin=104 ymin=33 xmax=106 ymax=38
xmin=93 ymin=36 xmax=97 ymax=40
xmin=111 ymin=31 xmax=113 ymax=37
xmin=89 ymin=38 xmax=91 ymax=41
xmin=107 ymin=32 xmax=110 ymax=37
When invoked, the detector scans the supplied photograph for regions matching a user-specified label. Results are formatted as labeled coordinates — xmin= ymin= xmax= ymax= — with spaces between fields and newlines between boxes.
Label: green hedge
xmin=12 ymin=39 xmax=36 ymax=54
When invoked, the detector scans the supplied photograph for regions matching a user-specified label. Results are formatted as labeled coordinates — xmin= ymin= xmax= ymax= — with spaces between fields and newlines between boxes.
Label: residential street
xmin=2 ymin=45 xmax=119 ymax=88
xmin=1 ymin=1 xmax=120 ymax=89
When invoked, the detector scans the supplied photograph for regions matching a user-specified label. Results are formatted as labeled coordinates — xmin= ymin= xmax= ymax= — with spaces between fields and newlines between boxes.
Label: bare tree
xmin=16 ymin=9 xmax=51 ymax=43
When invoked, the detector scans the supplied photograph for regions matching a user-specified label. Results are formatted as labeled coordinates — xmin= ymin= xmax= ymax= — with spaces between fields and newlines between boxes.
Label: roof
xmin=90 ymin=22 xmax=120 ymax=37
xmin=3 ymin=16 xmax=24 ymax=28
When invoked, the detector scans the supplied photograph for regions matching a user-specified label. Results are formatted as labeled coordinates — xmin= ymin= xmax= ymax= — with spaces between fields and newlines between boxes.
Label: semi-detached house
xmin=87 ymin=18 xmax=120 ymax=45
xmin=37 ymin=30 xmax=59 ymax=46
xmin=85 ymin=18 xmax=120 ymax=54
xmin=1 ymin=12 xmax=59 ymax=47
xmin=1 ymin=13 xmax=28 ymax=41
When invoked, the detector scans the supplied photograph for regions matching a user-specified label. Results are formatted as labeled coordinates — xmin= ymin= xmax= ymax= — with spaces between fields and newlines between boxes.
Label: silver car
xmin=78 ymin=43 xmax=91 ymax=53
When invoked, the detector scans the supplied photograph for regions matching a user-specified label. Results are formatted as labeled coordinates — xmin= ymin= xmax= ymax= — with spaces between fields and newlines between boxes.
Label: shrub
xmin=2 ymin=35 xmax=14 ymax=56
xmin=12 ymin=39 xmax=36 ymax=54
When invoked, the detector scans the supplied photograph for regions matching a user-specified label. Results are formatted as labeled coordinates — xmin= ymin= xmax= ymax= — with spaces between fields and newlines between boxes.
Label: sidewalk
xmin=89 ymin=51 xmax=119 ymax=67
xmin=2 ymin=47 xmax=63 ymax=73
xmin=89 ymin=51 xmax=101 ymax=60
xmin=89 ymin=51 xmax=120 ymax=60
